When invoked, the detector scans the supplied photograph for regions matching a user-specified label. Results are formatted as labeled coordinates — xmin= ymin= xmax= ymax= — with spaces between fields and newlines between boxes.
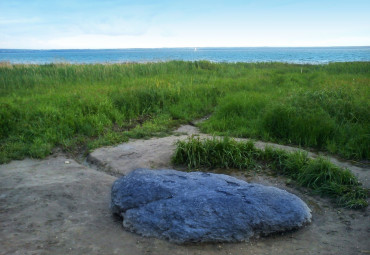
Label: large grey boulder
xmin=111 ymin=169 xmax=311 ymax=243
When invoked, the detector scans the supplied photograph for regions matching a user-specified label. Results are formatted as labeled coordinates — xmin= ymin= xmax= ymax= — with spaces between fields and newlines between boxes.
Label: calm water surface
xmin=0 ymin=47 xmax=369 ymax=64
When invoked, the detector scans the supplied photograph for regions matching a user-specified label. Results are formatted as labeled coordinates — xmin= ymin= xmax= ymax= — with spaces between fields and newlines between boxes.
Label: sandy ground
xmin=1 ymin=125 xmax=369 ymax=255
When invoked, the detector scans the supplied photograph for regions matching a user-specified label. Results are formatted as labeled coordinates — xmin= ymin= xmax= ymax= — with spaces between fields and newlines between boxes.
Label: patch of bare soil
xmin=88 ymin=125 xmax=369 ymax=188
xmin=1 ymin=124 xmax=369 ymax=255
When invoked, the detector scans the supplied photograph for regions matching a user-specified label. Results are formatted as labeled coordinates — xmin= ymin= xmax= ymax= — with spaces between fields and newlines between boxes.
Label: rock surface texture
xmin=111 ymin=169 xmax=312 ymax=243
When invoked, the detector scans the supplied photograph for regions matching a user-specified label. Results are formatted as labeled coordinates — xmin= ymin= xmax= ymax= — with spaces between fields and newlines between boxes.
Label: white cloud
xmin=0 ymin=17 xmax=40 ymax=25
xmin=76 ymin=17 xmax=150 ymax=36
xmin=0 ymin=0 xmax=369 ymax=49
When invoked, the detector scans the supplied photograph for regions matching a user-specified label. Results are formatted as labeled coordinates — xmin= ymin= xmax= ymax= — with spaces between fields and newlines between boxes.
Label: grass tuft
xmin=173 ymin=136 xmax=260 ymax=169
xmin=172 ymin=137 xmax=368 ymax=209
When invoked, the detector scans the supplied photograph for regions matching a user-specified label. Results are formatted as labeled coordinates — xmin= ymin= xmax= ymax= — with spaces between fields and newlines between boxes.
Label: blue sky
xmin=0 ymin=0 xmax=369 ymax=49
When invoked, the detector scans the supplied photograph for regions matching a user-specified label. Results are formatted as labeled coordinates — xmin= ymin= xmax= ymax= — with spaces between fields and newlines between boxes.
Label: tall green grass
xmin=173 ymin=137 xmax=368 ymax=209
xmin=199 ymin=63 xmax=370 ymax=160
xmin=0 ymin=61 xmax=369 ymax=163
xmin=172 ymin=136 xmax=260 ymax=169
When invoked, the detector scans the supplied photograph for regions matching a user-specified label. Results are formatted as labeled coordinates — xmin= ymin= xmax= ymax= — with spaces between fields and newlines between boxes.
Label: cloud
xmin=76 ymin=17 xmax=151 ymax=36
xmin=0 ymin=17 xmax=40 ymax=25
xmin=0 ymin=0 xmax=369 ymax=48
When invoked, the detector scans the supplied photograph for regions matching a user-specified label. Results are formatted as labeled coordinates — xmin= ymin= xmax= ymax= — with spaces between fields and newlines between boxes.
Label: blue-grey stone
xmin=111 ymin=169 xmax=311 ymax=243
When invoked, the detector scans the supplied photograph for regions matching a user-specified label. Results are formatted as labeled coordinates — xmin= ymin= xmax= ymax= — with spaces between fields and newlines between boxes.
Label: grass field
xmin=0 ymin=61 xmax=369 ymax=163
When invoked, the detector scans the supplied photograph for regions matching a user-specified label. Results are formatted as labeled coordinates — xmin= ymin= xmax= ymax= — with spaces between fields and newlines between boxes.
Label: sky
xmin=0 ymin=0 xmax=369 ymax=49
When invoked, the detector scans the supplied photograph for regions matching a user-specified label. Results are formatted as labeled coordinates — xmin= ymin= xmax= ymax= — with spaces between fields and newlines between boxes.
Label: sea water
xmin=0 ymin=47 xmax=369 ymax=64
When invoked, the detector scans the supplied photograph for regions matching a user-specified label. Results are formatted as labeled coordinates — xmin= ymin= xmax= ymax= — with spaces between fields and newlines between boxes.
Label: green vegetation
xmin=0 ymin=61 xmax=369 ymax=163
xmin=172 ymin=137 xmax=368 ymax=209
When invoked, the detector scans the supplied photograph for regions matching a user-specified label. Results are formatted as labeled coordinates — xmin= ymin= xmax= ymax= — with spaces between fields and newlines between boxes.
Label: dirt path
xmin=1 ymin=124 xmax=369 ymax=255
xmin=88 ymin=124 xmax=369 ymax=188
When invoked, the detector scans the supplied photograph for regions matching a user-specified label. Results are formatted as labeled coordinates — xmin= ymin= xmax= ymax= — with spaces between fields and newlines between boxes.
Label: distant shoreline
xmin=1 ymin=60 xmax=370 ymax=67
xmin=1 ymin=47 xmax=369 ymax=64
xmin=1 ymin=46 xmax=370 ymax=51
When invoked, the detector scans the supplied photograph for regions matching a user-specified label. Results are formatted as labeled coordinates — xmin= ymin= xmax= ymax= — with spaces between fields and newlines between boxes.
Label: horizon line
xmin=1 ymin=46 xmax=369 ymax=51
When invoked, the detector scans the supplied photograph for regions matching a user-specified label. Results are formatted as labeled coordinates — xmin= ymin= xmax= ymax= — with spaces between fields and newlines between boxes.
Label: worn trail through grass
xmin=87 ymin=122 xmax=369 ymax=209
